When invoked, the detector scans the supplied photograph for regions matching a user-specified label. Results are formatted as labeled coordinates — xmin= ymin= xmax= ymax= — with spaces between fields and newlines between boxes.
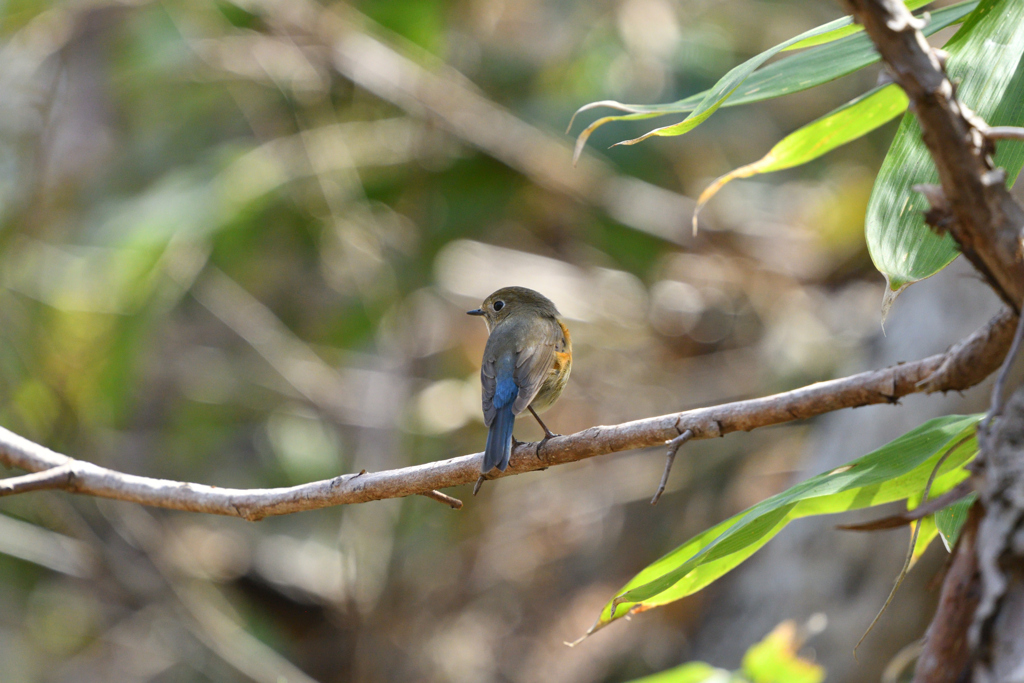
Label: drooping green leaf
xmin=867 ymin=0 xmax=1024 ymax=302
xmin=936 ymin=493 xmax=977 ymax=550
xmin=909 ymin=516 xmax=939 ymax=566
xmin=905 ymin=442 xmax=975 ymax=562
xmin=569 ymin=1 xmax=976 ymax=162
xmin=692 ymin=84 xmax=909 ymax=233
xmin=588 ymin=415 xmax=981 ymax=634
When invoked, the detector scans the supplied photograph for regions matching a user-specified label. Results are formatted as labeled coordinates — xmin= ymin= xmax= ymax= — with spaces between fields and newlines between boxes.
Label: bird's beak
xmin=467 ymin=309 xmax=485 ymax=316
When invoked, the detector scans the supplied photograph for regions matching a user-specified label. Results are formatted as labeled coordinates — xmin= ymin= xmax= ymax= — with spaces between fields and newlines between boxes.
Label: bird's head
xmin=467 ymin=286 xmax=559 ymax=331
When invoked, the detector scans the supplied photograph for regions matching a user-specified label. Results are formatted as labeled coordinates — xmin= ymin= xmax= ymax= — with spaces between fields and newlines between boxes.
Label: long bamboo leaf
xmin=692 ymin=84 xmax=908 ymax=233
xmin=569 ymin=1 xmax=976 ymax=162
xmin=935 ymin=494 xmax=976 ymax=550
xmin=867 ymin=0 xmax=1024 ymax=307
xmin=782 ymin=0 xmax=931 ymax=51
xmin=586 ymin=415 xmax=981 ymax=634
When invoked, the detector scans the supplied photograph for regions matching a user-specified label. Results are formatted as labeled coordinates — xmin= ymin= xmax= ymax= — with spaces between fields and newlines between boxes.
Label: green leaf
xmin=741 ymin=621 xmax=825 ymax=683
xmin=867 ymin=0 xmax=1024 ymax=301
xmin=626 ymin=620 xmax=827 ymax=683
xmin=909 ymin=515 xmax=939 ymax=566
xmin=692 ymin=84 xmax=909 ymax=233
xmin=625 ymin=662 xmax=733 ymax=683
xmin=589 ymin=415 xmax=981 ymax=633
xmin=936 ymin=493 xmax=977 ymax=550
xmin=569 ymin=1 xmax=976 ymax=162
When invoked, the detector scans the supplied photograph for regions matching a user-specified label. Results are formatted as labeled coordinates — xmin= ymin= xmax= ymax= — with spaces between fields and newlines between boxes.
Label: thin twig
xmin=837 ymin=480 xmax=973 ymax=531
xmin=854 ymin=432 xmax=970 ymax=654
xmin=0 ymin=464 xmax=74 ymax=497
xmin=651 ymin=429 xmax=694 ymax=505
xmin=985 ymin=126 xmax=1024 ymax=142
xmin=420 ymin=489 xmax=463 ymax=509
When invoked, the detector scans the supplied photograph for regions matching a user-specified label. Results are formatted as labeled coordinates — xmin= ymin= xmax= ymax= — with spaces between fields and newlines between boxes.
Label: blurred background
xmin=0 ymin=0 xmax=1007 ymax=681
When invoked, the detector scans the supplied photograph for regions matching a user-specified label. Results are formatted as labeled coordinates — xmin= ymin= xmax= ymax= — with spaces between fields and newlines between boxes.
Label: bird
xmin=467 ymin=286 xmax=572 ymax=485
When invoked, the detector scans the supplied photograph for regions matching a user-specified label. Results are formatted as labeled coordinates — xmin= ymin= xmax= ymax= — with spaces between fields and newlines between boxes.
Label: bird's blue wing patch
xmin=484 ymin=355 xmax=520 ymax=472
xmin=493 ymin=374 xmax=518 ymax=409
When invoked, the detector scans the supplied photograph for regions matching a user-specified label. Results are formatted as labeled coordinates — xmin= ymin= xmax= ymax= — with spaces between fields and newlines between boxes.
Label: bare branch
xmin=912 ymin=502 xmax=981 ymax=683
xmin=0 ymin=309 xmax=1013 ymax=519
xmin=842 ymin=3 xmax=1024 ymax=677
xmin=973 ymin=386 xmax=1024 ymax=677
xmin=917 ymin=307 xmax=1017 ymax=392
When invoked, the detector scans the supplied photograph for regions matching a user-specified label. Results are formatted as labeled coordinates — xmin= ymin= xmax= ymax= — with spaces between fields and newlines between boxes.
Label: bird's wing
xmin=480 ymin=354 xmax=498 ymax=427
xmin=482 ymin=352 xmax=520 ymax=427
xmin=512 ymin=318 xmax=559 ymax=414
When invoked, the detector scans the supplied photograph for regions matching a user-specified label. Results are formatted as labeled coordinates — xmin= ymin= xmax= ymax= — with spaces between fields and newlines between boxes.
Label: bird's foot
xmin=536 ymin=430 xmax=562 ymax=458
xmin=526 ymin=405 xmax=561 ymax=457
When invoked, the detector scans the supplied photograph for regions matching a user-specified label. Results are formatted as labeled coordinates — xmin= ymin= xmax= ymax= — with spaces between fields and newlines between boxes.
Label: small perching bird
xmin=468 ymin=287 xmax=572 ymax=489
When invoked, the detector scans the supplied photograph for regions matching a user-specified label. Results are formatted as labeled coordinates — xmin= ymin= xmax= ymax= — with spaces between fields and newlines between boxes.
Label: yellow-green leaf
xmin=692 ymin=84 xmax=908 ymax=233
xmin=741 ymin=621 xmax=825 ymax=683
xmin=587 ymin=415 xmax=980 ymax=635
xmin=569 ymin=1 xmax=975 ymax=162
xmin=935 ymin=494 xmax=976 ymax=550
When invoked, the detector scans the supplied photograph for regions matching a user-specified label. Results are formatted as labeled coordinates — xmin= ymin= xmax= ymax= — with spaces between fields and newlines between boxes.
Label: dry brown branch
xmin=843 ymin=1 xmax=1024 ymax=677
xmin=0 ymin=308 xmax=1014 ymax=520
xmin=912 ymin=502 xmax=981 ymax=683
xmin=973 ymin=385 xmax=1024 ymax=678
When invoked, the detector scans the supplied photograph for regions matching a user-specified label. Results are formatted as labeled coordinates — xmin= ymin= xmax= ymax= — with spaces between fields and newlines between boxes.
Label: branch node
xmin=884 ymin=13 xmax=924 ymax=32
xmin=981 ymin=168 xmax=1007 ymax=188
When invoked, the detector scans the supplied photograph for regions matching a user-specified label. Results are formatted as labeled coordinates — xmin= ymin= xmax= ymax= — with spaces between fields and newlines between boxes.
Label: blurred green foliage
xmin=0 ymin=0 xmax=969 ymax=681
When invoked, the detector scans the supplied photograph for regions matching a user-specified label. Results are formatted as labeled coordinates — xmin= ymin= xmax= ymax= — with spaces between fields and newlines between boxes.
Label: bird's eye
xmin=493 ymin=300 xmax=505 ymax=311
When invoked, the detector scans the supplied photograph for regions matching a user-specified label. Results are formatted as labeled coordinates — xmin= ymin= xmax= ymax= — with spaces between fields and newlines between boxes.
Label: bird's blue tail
xmin=483 ymin=404 xmax=516 ymax=472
